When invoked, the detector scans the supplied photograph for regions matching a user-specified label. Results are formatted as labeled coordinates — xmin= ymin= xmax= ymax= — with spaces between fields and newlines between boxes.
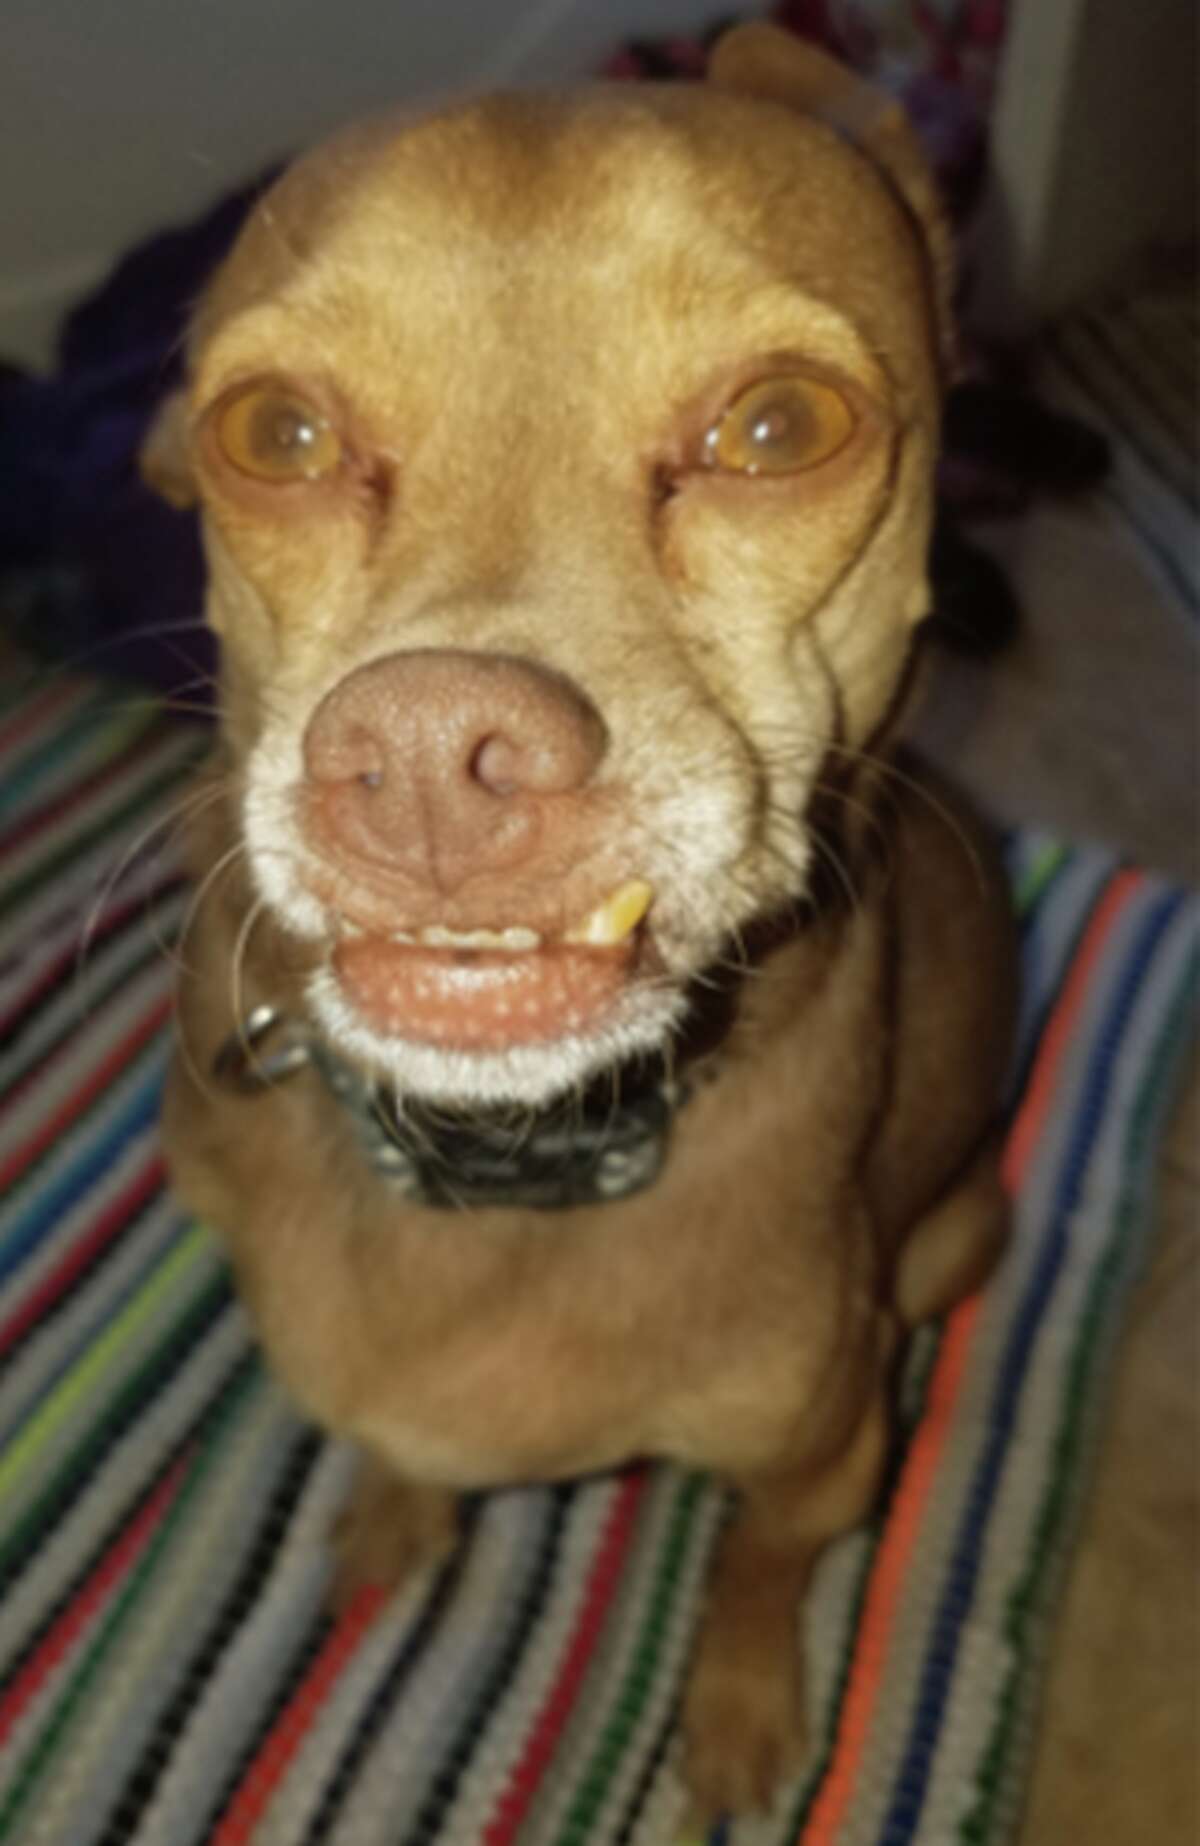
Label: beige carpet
xmin=910 ymin=288 xmax=1199 ymax=1845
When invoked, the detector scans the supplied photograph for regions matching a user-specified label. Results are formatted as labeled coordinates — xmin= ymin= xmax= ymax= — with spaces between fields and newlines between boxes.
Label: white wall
xmin=1039 ymin=0 xmax=1195 ymax=310
xmin=973 ymin=0 xmax=1196 ymax=332
xmin=1 ymin=0 xmax=739 ymax=369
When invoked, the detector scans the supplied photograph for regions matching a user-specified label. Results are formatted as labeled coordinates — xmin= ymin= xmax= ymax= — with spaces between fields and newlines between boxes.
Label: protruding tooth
xmin=563 ymin=879 xmax=654 ymax=947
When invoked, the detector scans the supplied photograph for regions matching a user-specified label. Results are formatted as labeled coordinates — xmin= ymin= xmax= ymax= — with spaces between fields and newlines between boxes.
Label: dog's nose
xmin=302 ymin=649 xmax=607 ymax=892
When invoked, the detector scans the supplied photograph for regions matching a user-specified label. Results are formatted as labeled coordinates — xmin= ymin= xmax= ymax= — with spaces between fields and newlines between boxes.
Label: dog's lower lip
xmin=332 ymin=936 xmax=640 ymax=1050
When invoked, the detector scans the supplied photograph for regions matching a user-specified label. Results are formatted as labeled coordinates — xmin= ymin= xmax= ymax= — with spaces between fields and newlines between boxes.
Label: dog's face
xmin=154 ymin=30 xmax=950 ymax=1108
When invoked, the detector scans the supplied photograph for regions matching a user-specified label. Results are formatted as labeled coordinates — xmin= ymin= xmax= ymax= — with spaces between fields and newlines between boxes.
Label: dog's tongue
xmin=332 ymin=939 xmax=631 ymax=1049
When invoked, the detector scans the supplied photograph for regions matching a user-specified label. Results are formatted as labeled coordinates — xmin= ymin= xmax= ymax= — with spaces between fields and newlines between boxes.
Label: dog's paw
xmin=680 ymin=1625 xmax=808 ymax=1824
xmin=330 ymin=1462 xmax=459 ymax=1612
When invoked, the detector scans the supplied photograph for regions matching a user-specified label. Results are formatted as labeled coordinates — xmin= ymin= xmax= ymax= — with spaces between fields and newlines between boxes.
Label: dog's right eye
xmin=213 ymin=385 xmax=344 ymax=484
xmin=702 ymin=375 xmax=855 ymax=477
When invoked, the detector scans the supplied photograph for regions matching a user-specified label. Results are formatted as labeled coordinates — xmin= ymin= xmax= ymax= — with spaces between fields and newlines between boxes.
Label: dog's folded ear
xmin=709 ymin=23 xmax=956 ymax=377
xmin=139 ymin=390 xmax=197 ymax=509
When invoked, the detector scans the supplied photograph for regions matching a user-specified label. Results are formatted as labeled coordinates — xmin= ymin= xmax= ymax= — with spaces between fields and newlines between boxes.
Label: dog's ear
xmin=709 ymin=23 xmax=956 ymax=376
xmin=139 ymin=390 xmax=197 ymax=509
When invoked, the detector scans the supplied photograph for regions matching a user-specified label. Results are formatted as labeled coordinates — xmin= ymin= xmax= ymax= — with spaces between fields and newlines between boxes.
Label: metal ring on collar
xmin=211 ymin=1005 xmax=312 ymax=1095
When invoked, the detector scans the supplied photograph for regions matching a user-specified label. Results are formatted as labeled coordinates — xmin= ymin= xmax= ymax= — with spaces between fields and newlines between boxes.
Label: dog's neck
xmin=314 ymin=1042 xmax=690 ymax=1210
xmin=211 ymin=1008 xmax=692 ymax=1210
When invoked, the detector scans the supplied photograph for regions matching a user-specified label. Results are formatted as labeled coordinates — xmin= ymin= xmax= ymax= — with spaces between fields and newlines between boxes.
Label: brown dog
xmin=149 ymin=24 xmax=1015 ymax=1819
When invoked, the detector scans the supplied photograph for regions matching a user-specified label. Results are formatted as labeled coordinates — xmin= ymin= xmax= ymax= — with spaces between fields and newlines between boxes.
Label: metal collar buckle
xmin=211 ymin=1005 xmax=312 ymax=1095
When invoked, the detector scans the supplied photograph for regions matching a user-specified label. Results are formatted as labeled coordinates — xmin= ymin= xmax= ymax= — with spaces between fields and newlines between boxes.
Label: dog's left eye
xmin=213 ymin=385 xmax=344 ymax=484
xmin=703 ymin=375 xmax=854 ymax=476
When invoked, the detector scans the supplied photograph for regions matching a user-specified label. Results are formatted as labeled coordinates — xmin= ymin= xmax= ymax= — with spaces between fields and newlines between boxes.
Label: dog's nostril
xmin=308 ymin=718 xmax=387 ymax=790
xmin=471 ymin=734 xmax=523 ymax=797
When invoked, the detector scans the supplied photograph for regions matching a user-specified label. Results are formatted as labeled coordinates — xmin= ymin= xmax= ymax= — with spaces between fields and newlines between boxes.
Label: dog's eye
xmin=703 ymin=376 xmax=854 ymax=476
xmin=213 ymin=385 xmax=344 ymax=483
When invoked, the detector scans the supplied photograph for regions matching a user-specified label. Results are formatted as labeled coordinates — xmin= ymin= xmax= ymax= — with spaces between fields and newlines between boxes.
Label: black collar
xmin=211 ymin=1006 xmax=689 ymax=1211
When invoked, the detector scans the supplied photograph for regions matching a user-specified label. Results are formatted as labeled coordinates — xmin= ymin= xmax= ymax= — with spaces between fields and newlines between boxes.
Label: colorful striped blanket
xmin=1 ymin=679 xmax=1195 ymax=1845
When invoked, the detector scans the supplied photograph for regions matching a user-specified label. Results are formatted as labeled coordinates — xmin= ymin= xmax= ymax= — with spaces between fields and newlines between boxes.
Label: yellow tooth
xmin=563 ymin=879 xmax=654 ymax=947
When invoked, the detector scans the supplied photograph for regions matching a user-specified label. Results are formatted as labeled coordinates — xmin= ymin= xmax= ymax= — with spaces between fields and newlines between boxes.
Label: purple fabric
xmin=0 ymin=176 xmax=277 ymax=699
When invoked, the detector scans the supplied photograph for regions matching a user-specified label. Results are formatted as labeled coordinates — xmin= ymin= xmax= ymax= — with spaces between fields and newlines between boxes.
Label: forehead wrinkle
xmin=198 ymin=82 xmax=925 ymax=346
xmin=216 ymin=199 xmax=888 ymax=404
xmin=192 ymin=87 xmax=928 ymax=456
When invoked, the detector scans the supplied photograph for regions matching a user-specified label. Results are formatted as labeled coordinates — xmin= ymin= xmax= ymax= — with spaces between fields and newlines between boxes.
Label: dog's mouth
xmin=330 ymin=879 xmax=657 ymax=1051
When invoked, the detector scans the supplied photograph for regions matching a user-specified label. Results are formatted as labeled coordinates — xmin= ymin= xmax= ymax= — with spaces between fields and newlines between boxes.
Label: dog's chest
xmin=232 ymin=1033 xmax=868 ymax=1490
xmin=322 ymin=1191 xmax=839 ymax=1490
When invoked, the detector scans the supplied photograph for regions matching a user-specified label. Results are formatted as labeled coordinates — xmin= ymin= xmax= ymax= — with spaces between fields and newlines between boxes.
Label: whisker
xmin=174 ymin=837 xmax=251 ymax=977
xmin=169 ymin=984 xmax=221 ymax=1109
xmin=745 ymin=723 xmax=986 ymax=894
xmin=9 ymin=617 xmax=215 ymax=695
xmin=229 ymin=894 xmax=273 ymax=1076
xmin=74 ymin=774 xmax=234 ymax=998
xmin=134 ymin=785 xmax=241 ymax=980
xmin=806 ymin=824 xmax=862 ymax=914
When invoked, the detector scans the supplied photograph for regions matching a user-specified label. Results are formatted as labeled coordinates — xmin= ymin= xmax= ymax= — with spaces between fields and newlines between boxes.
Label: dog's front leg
xmin=331 ymin=1451 xmax=461 ymax=1611
xmin=682 ymin=1380 xmax=889 ymax=1822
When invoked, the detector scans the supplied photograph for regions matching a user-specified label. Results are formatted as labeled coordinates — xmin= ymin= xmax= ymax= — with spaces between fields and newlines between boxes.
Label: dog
xmin=147 ymin=23 xmax=1016 ymax=1820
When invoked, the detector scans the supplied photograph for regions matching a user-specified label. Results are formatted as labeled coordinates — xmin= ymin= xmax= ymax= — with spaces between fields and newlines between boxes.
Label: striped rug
xmin=0 ymin=677 xmax=1196 ymax=1846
